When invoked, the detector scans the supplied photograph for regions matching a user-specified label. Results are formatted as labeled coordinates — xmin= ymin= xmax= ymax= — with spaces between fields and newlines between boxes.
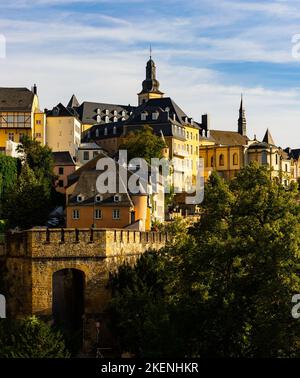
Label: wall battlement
xmin=5 ymin=228 xmax=168 ymax=258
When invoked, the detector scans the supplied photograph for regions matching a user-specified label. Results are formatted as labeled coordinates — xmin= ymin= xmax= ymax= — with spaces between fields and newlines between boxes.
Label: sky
xmin=0 ymin=0 xmax=300 ymax=147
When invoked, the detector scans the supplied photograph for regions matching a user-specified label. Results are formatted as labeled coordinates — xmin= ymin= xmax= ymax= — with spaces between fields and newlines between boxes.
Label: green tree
xmin=108 ymin=163 xmax=300 ymax=357
xmin=3 ymin=164 xmax=52 ymax=229
xmin=120 ymin=126 xmax=166 ymax=164
xmin=0 ymin=316 xmax=70 ymax=358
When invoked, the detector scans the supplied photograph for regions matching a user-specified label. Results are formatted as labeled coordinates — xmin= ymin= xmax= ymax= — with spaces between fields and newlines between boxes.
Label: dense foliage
xmin=3 ymin=137 xmax=61 ymax=229
xmin=119 ymin=125 xmax=167 ymax=164
xmin=0 ymin=155 xmax=18 ymax=216
xmin=0 ymin=316 xmax=70 ymax=358
xmin=108 ymin=163 xmax=300 ymax=357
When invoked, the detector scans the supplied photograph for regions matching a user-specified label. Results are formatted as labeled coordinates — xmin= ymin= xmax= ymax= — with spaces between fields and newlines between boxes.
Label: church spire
xmin=238 ymin=94 xmax=247 ymax=136
xmin=138 ymin=49 xmax=164 ymax=105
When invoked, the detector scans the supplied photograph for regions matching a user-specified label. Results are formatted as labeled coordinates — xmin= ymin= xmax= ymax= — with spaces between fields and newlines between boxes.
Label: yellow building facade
xmin=0 ymin=86 xmax=45 ymax=153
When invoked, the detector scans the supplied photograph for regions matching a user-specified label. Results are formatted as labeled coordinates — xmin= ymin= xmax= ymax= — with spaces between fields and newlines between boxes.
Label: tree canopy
xmin=0 ymin=316 xmax=70 ymax=358
xmin=108 ymin=163 xmax=300 ymax=357
xmin=119 ymin=126 xmax=167 ymax=164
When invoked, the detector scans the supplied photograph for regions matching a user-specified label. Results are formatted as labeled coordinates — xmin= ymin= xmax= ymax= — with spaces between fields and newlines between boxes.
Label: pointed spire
xmin=67 ymin=94 xmax=79 ymax=108
xmin=263 ymin=129 xmax=275 ymax=146
xmin=238 ymin=94 xmax=246 ymax=136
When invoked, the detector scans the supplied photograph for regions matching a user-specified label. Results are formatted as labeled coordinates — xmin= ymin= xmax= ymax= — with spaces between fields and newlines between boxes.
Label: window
xmin=58 ymin=180 xmax=64 ymax=188
xmin=261 ymin=150 xmax=267 ymax=165
xmin=104 ymin=128 xmax=108 ymax=135
xmin=36 ymin=120 xmax=41 ymax=125
xmin=233 ymin=153 xmax=238 ymax=166
xmin=105 ymin=116 xmax=109 ymax=123
xmin=105 ymin=109 xmax=109 ymax=115
xmin=285 ymin=163 xmax=288 ymax=172
xmin=19 ymin=133 xmax=25 ymax=142
xmin=152 ymin=112 xmax=159 ymax=120
xmin=190 ymin=145 xmax=193 ymax=154
xmin=122 ymin=110 xmax=126 ymax=117
xmin=95 ymin=209 xmax=102 ymax=219
xmin=141 ymin=112 xmax=147 ymax=121
xmin=113 ymin=126 xmax=117 ymax=135
xmin=219 ymin=154 xmax=224 ymax=166
xmin=8 ymin=133 xmax=14 ymax=141
xmin=113 ymin=110 xmax=117 ymax=116
xmin=35 ymin=132 xmax=41 ymax=138
xmin=275 ymin=154 xmax=278 ymax=165
xmin=58 ymin=167 xmax=64 ymax=175
xmin=95 ymin=129 xmax=99 ymax=137
xmin=113 ymin=117 xmax=117 ymax=123
xmin=95 ymin=194 xmax=103 ymax=203
xmin=83 ymin=151 xmax=89 ymax=161
xmin=112 ymin=209 xmax=120 ymax=219
xmin=97 ymin=108 xmax=101 ymax=114
xmin=196 ymin=146 xmax=198 ymax=155
xmin=114 ymin=194 xmax=121 ymax=202
xmin=211 ymin=156 xmax=214 ymax=167
xmin=187 ymin=131 xmax=189 ymax=139
xmin=77 ymin=195 xmax=84 ymax=202
xmin=72 ymin=209 xmax=80 ymax=219
xmin=96 ymin=115 xmax=101 ymax=123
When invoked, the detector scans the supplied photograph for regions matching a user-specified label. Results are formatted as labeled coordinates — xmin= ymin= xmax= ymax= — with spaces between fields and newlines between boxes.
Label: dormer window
xmin=95 ymin=194 xmax=103 ymax=203
xmin=104 ymin=128 xmax=108 ymax=136
xmin=113 ymin=110 xmax=117 ymax=116
xmin=97 ymin=108 xmax=101 ymax=114
xmin=95 ymin=129 xmax=99 ymax=137
xmin=113 ymin=117 xmax=118 ymax=122
xmin=113 ymin=126 xmax=117 ymax=135
xmin=152 ymin=112 xmax=159 ymax=121
xmin=185 ymin=117 xmax=188 ymax=123
xmin=141 ymin=112 xmax=147 ymax=121
xmin=121 ymin=117 xmax=125 ymax=121
xmin=190 ymin=118 xmax=194 ymax=125
xmin=77 ymin=195 xmax=84 ymax=203
xmin=122 ymin=110 xmax=126 ymax=117
xmin=114 ymin=194 xmax=121 ymax=202
xmin=97 ymin=115 xmax=101 ymax=123
xmin=105 ymin=109 xmax=109 ymax=115
xmin=105 ymin=116 xmax=109 ymax=123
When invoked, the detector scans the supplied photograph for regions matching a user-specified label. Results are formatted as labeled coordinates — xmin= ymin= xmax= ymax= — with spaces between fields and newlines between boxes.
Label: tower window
xmin=233 ymin=153 xmax=238 ymax=166
xmin=72 ymin=210 xmax=80 ymax=219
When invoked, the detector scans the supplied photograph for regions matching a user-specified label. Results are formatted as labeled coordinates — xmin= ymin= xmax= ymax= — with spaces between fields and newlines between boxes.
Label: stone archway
xmin=52 ymin=269 xmax=85 ymax=336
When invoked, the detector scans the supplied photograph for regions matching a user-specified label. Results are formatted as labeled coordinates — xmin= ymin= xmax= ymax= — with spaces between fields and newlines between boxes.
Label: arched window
xmin=96 ymin=115 xmax=101 ymax=123
xmin=113 ymin=126 xmax=117 ymax=135
xmin=233 ymin=153 xmax=238 ymax=165
xmin=95 ymin=129 xmax=99 ymax=137
xmin=211 ymin=156 xmax=214 ymax=167
xmin=219 ymin=154 xmax=224 ymax=166
xmin=104 ymin=128 xmax=108 ymax=136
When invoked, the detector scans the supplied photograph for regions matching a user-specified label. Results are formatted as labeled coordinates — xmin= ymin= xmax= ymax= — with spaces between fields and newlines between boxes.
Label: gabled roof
xmin=0 ymin=87 xmax=34 ymax=111
xmin=67 ymin=153 xmax=148 ymax=207
xmin=209 ymin=130 xmax=248 ymax=146
xmin=52 ymin=151 xmax=76 ymax=166
xmin=262 ymin=129 xmax=275 ymax=146
xmin=46 ymin=103 xmax=79 ymax=118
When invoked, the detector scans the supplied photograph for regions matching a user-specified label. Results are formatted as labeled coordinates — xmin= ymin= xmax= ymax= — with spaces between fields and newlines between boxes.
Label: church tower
xmin=138 ymin=48 xmax=164 ymax=105
xmin=238 ymin=94 xmax=247 ymax=136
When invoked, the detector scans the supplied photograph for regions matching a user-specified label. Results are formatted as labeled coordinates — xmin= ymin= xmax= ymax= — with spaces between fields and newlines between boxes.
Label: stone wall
xmin=3 ymin=228 xmax=168 ymax=353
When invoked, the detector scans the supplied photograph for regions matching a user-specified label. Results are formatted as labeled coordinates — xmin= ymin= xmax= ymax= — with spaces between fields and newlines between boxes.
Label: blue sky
xmin=0 ymin=0 xmax=300 ymax=146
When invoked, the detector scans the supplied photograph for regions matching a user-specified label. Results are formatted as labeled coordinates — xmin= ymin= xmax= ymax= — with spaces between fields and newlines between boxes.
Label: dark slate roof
xmin=247 ymin=141 xmax=274 ymax=150
xmin=52 ymin=151 xmax=76 ymax=166
xmin=67 ymin=94 xmax=80 ymax=108
xmin=285 ymin=148 xmax=300 ymax=160
xmin=83 ymin=97 xmax=201 ymax=142
xmin=72 ymin=101 xmax=135 ymax=125
xmin=46 ymin=103 xmax=79 ymax=118
xmin=262 ymin=129 xmax=276 ymax=146
xmin=209 ymin=130 xmax=248 ymax=146
xmin=0 ymin=87 xmax=34 ymax=111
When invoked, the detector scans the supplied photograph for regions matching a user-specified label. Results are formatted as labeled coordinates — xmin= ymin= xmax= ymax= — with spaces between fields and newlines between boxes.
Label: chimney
xmin=201 ymin=114 xmax=210 ymax=130
xmin=32 ymin=84 xmax=37 ymax=95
